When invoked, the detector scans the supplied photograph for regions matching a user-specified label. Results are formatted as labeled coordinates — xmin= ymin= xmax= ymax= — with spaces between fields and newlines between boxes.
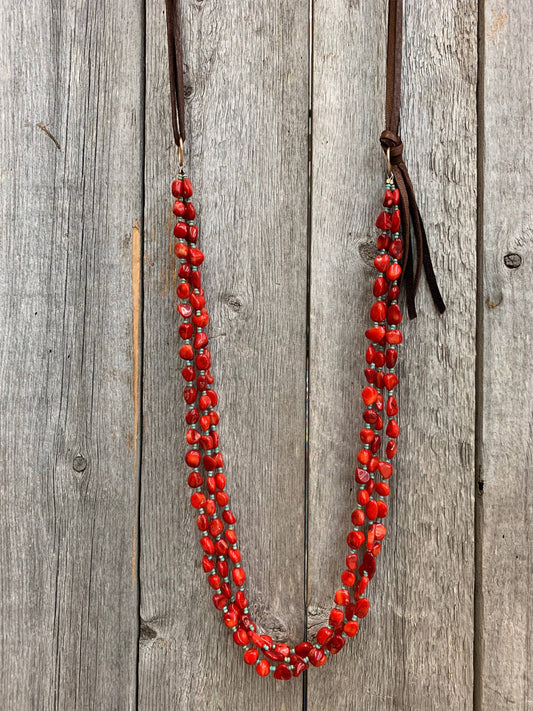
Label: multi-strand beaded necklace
xmin=165 ymin=0 xmax=445 ymax=680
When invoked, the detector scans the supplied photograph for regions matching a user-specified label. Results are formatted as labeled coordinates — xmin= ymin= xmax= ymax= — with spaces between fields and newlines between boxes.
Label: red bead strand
xmin=171 ymin=170 xmax=403 ymax=678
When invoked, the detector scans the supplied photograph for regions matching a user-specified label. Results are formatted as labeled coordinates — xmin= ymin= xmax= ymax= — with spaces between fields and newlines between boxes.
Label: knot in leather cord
xmin=380 ymin=130 xmax=403 ymax=165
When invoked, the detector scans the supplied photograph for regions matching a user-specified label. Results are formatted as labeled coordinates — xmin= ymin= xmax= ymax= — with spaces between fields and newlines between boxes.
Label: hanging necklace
xmin=165 ymin=0 xmax=445 ymax=680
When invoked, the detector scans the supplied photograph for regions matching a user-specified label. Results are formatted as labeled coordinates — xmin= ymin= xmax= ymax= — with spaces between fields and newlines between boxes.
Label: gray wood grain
xmin=480 ymin=2 xmax=533 ymax=709
xmin=0 ymin=1 xmax=143 ymax=708
xmin=307 ymin=1 xmax=478 ymax=709
xmin=139 ymin=1 xmax=309 ymax=708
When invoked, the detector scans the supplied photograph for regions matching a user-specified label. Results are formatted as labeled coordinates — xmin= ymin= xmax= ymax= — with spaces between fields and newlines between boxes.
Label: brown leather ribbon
xmin=166 ymin=0 xmax=186 ymax=146
xmin=380 ymin=0 xmax=446 ymax=319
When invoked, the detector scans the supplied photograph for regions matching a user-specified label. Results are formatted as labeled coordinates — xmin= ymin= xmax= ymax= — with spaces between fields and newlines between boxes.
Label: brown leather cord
xmin=380 ymin=0 xmax=446 ymax=319
xmin=166 ymin=0 xmax=186 ymax=147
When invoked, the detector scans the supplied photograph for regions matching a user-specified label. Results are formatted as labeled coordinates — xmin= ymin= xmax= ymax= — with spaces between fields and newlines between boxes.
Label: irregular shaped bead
xmin=375 ymin=211 xmax=392 ymax=231
xmin=374 ymin=254 xmax=390 ymax=273
xmin=334 ymin=589 xmax=350 ymax=606
xmin=386 ymin=419 xmax=399 ymax=438
xmin=347 ymin=530 xmax=365 ymax=549
xmin=378 ymin=460 xmax=393 ymax=479
xmin=243 ymin=648 xmax=258 ymax=665
xmin=233 ymin=628 xmax=249 ymax=646
xmin=390 ymin=209 xmax=401 ymax=233
xmin=373 ymin=276 xmax=389 ymax=297
xmin=385 ymin=348 xmax=398 ymax=368
xmin=386 ymin=329 xmax=402 ymax=345
xmin=387 ymin=303 xmax=402 ymax=324
xmin=344 ymin=619 xmax=359 ymax=637
xmin=317 ymin=627 xmax=334 ymax=646
xmin=365 ymin=325 xmax=386 ymax=342
xmin=370 ymin=300 xmax=386 ymax=321
xmin=273 ymin=664 xmax=291 ymax=680
xmin=171 ymin=179 xmax=183 ymax=197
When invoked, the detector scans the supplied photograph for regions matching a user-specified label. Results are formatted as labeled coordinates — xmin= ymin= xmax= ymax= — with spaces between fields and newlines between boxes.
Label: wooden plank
xmin=480 ymin=2 xmax=533 ymax=709
xmin=139 ymin=0 xmax=308 ymax=707
xmin=0 ymin=1 xmax=143 ymax=707
xmin=307 ymin=1 xmax=477 ymax=708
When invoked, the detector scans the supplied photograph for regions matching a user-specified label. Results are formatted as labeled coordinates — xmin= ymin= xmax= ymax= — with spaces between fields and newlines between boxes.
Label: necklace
xmin=165 ymin=0 xmax=445 ymax=680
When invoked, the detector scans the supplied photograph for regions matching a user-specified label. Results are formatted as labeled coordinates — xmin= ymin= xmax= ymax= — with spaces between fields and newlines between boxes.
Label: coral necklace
xmin=165 ymin=0 xmax=445 ymax=680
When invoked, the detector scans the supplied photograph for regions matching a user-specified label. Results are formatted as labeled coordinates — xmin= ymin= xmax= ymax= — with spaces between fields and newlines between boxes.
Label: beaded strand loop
xmin=172 ymin=172 xmax=403 ymax=679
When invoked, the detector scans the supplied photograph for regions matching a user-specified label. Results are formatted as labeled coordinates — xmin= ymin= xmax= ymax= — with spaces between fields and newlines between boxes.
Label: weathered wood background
xmin=0 ymin=1 xmax=530 ymax=709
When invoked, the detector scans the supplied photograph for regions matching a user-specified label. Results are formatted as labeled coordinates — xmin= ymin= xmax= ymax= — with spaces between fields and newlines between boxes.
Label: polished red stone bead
xmin=317 ymin=626 xmax=334 ymax=646
xmin=386 ymin=329 xmax=402 ymax=345
xmin=291 ymin=655 xmax=308 ymax=677
xmin=204 ymin=498 xmax=216 ymax=515
xmin=208 ymin=573 xmax=220 ymax=589
xmin=295 ymin=641 xmax=313 ymax=657
xmin=233 ymin=628 xmax=249 ymax=646
xmin=370 ymin=435 xmax=381 ymax=454
xmin=363 ymin=408 xmax=378 ymax=425
xmin=177 ymin=303 xmax=193 ymax=319
xmin=374 ymin=253 xmax=390 ymax=273
xmin=334 ymin=589 xmax=350 ymax=606
xmin=360 ymin=428 xmax=374 ymax=444
xmin=386 ymin=395 xmax=398 ymax=416
xmin=378 ymin=460 xmax=393 ymax=479
xmin=182 ymin=177 xmax=193 ymax=198
xmin=375 ymin=371 xmax=384 ymax=388
xmin=185 ymin=408 xmax=199 ymax=425
xmin=374 ymin=523 xmax=387 ymax=540
xmin=187 ymin=224 xmax=198 ymax=243
xmin=308 ymin=647 xmax=327 ymax=667
xmin=344 ymin=619 xmax=359 ymax=637
xmin=347 ymin=530 xmax=365 ymax=549
xmin=389 ymin=238 xmax=403 ymax=259
xmin=364 ymin=367 xmax=376 ymax=384
xmin=354 ymin=598 xmax=370 ymax=618
xmin=357 ymin=489 xmax=369 ymax=506
xmin=172 ymin=179 xmax=183 ymax=197
xmin=228 ymin=548 xmax=241 ymax=565
xmin=183 ymin=387 xmax=196 ymax=405
xmin=345 ymin=553 xmax=358 ymax=570
xmin=179 ymin=344 xmax=194 ymax=361
xmin=385 ymin=348 xmax=398 ymax=368
xmin=185 ymin=449 xmax=201 ymax=467
xmin=225 ymin=529 xmax=237 ymax=545
xmin=173 ymin=200 xmax=186 ymax=218
xmin=223 ymin=611 xmax=239 ymax=628
xmin=196 ymin=351 xmax=211 ymax=371
xmin=192 ymin=309 xmax=209 ymax=327
xmin=209 ymin=518 xmax=224 ymax=538
xmin=196 ymin=513 xmax=208 ymax=531
xmin=174 ymin=241 xmax=188 ymax=260
xmin=375 ymin=211 xmax=392 ymax=231
xmin=361 ymin=551 xmax=376 ymax=578
xmin=191 ymin=269 xmax=202 ymax=288
xmin=222 ymin=508 xmax=235 ymax=524
xmin=365 ymin=325 xmax=386 ymax=343
xmin=375 ymin=415 xmax=383 ymax=430
xmin=235 ymin=590 xmax=247 ymax=610
xmin=377 ymin=233 xmax=390 ymax=250
xmin=232 ymin=567 xmax=246 ymax=586
xmin=190 ymin=291 xmax=206 ymax=310
xmin=390 ymin=209 xmax=401 ymax=233
xmin=255 ymin=659 xmax=270 ymax=677
xmin=185 ymin=202 xmax=196 ymax=220
xmin=386 ymin=263 xmax=402 ymax=281
xmin=341 ymin=570 xmax=356 ymax=587
xmin=217 ymin=559 xmax=229 ymax=577
xmin=366 ymin=500 xmax=378 ymax=520
xmin=386 ymin=440 xmax=397 ymax=458
xmin=373 ymin=350 xmax=385 ymax=367
xmin=327 ymin=634 xmax=346 ymax=654
xmin=355 ymin=467 xmax=370 ymax=485
xmin=361 ymin=386 xmax=378 ymax=405
xmin=357 ymin=448 xmax=371 ymax=465
xmin=188 ymin=248 xmax=204 ymax=267
xmin=373 ymin=276 xmax=389 ymax=297
xmin=200 ymin=534 xmax=214 ymax=554
xmin=329 ymin=609 xmax=344 ymax=629
xmin=177 ymin=282 xmax=190 ymax=299
xmin=273 ymin=664 xmax=291 ymax=680
xmin=179 ymin=322 xmax=193 ymax=340
xmin=178 ymin=263 xmax=192 ymax=281
xmin=369 ymin=300 xmax=386 ymax=322
xmin=388 ymin=284 xmax=400 ymax=301
xmin=386 ymin=419 xmax=399 ymax=438
xmin=368 ymin=456 xmax=379 ymax=472
xmin=365 ymin=345 xmax=376 ymax=363
xmin=174 ymin=221 xmax=188 ymax=240
xmin=194 ymin=331 xmax=208 ymax=349
xmin=199 ymin=415 xmax=210 ymax=431
xmin=187 ymin=471 xmax=203 ymax=488
xmin=243 ymin=648 xmax=258 ymax=665
xmin=375 ymin=393 xmax=384 ymax=410
xmin=383 ymin=373 xmax=398 ymax=390
xmin=221 ymin=582 xmax=231 ymax=599
xmin=351 ymin=507 xmax=366 ymax=526
xmin=202 ymin=555 xmax=214 ymax=573
xmin=376 ymin=481 xmax=390 ymax=496
xmin=387 ymin=303 xmax=402 ymax=324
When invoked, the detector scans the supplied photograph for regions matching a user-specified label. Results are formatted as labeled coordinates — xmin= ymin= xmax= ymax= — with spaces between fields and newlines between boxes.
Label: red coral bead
xmin=341 ymin=570 xmax=356 ymax=587
xmin=185 ymin=449 xmax=201 ymax=467
xmin=179 ymin=344 xmax=194 ymax=360
xmin=188 ymin=248 xmax=204 ymax=267
xmin=185 ymin=408 xmax=199 ymax=425
xmin=377 ymin=233 xmax=390 ymax=250
xmin=256 ymin=659 xmax=270 ymax=677
xmin=378 ymin=460 xmax=393 ymax=479
xmin=345 ymin=553 xmax=358 ymax=570
xmin=351 ymin=507 xmax=366 ymax=525
xmin=387 ymin=303 xmax=402 ymax=324
xmin=385 ymin=348 xmax=398 ymax=368
xmin=334 ymin=589 xmax=350 ymax=606
xmin=390 ymin=209 xmax=401 ymax=233
xmin=174 ymin=221 xmax=188 ymax=239
xmin=232 ymin=567 xmax=246 ymax=586
xmin=355 ymin=467 xmax=370 ymax=485
xmin=177 ymin=303 xmax=192 ymax=319
xmin=357 ymin=448 xmax=371 ymax=465
xmin=187 ymin=471 xmax=203 ymax=488
xmin=365 ymin=325 xmax=386 ymax=343
xmin=243 ymin=648 xmax=258 ymax=665
xmin=183 ymin=387 xmax=197 ymax=405
xmin=360 ymin=428 xmax=374 ymax=444
xmin=177 ymin=282 xmax=190 ymax=299
xmin=223 ymin=611 xmax=239 ymax=628
xmin=172 ymin=179 xmax=183 ymax=197
xmin=386 ymin=395 xmax=399 ymax=416
xmin=386 ymin=440 xmax=397 ymax=458
xmin=373 ymin=276 xmax=389 ymax=297
xmin=209 ymin=518 xmax=224 ymax=538
xmin=188 ymin=224 xmax=198 ymax=243
xmin=374 ymin=254 xmax=390 ymax=273
xmin=364 ymin=367 xmax=376 ymax=384
xmin=363 ymin=408 xmax=378 ymax=425
xmin=375 ymin=211 xmax=392 ymax=231
xmin=182 ymin=177 xmax=193 ymax=198
xmin=317 ymin=627 xmax=334 ymax=646
xmin=327 ymin=634 xmax=345 ymax=654
xmin=386 ymin=329 xmax=402 ymax=345
xmin=233 ymin=628 xmax=249 ymax=646
xmin=178 ymin=263 xmax=192 ymax=280
xmin=366 ymin=500 xmax=378 ymax=520
xmin=370 ymin=300 xmax=386 ymax=322
xmin=389 ymin=238 xmax=403 ymax=259
xmin=383 ymin=373 xmax=398 ymax=390
xmin=386 ymin=419 xmax=399 ymax=438
xmin=376 ymin=481 xmax=390 ymax=496
xmin=185 ymin=202 xmax=196 ymax=220
xmin=194 ymin=331 xmax=208 ymax=349
xmin=179 ymin=322 xmax=193 ymax=340
xmin=273 ymin=664 xmax=291 ymax=680
xmin=173 ymin=200 xmax=186 ymax=217
xmin=386 ymin=263 xmax=402 ymax=281
xmin=354 ymin=598 xmax=370 ymax=618
xmin=347 ymin=530 xmax=365 ymax=549
xmin=344 ymin=619 xmax=359 ymax=637
xmin=361 ymin=386 xmax=378 ymax=405
xmin=309 ymin=648 xmax=327 ymax=667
